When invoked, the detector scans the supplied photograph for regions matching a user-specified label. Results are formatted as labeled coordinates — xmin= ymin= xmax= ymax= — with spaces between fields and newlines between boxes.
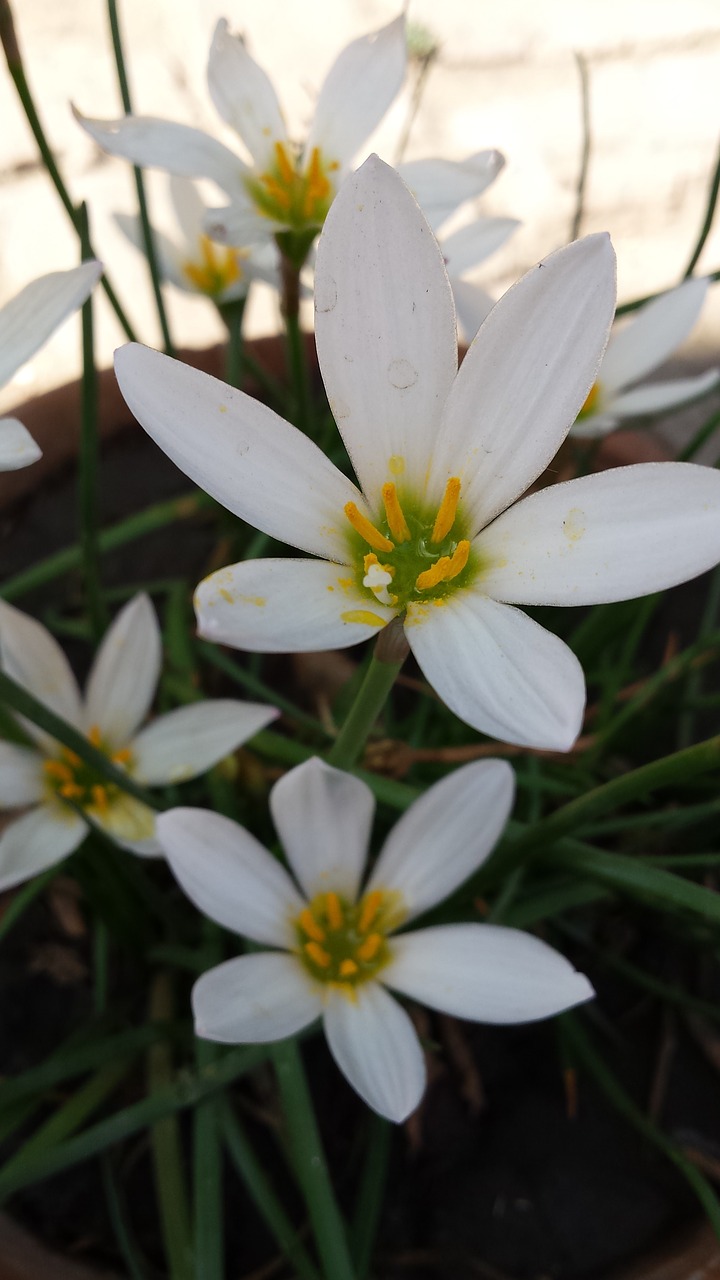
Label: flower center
xmin=182 ymin=234 xmax=246 ymax=297
xmin=344 ymin=477 xmax=477 ymax=611
xmin=42 ymin=725 xmax=134 ymax=815
xmin=577 ymin=380 xmax=602 ymax=420
xmin=295 ymin=889 xmax=400 ymax=989
xmin=246 ymin=141 xmax=339 ymax=231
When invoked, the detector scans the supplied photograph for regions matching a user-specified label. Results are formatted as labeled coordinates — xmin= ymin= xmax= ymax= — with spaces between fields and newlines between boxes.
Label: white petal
xmin=202 ymin=202 xmax=272 ymax=248
xmin=385 ymin=924 xmax=594 ymax=1023
xmin=83 ymin=595 xmax=161 ymax=746
xmin=132 ymin=699 xmax=278 ymax=785
xmin=158 ymin=807 xmax=304 ymax=946
xmin=451 ymin=280 xmax=495 ymax=343
xmin=91 ymin=793 xmax=158 ymax=852
xmin=193 ymin=953 xmax=322 ymax=1043
xmin=314 ymin=155 xmax=458 ymax=502
xmin=569 ymin=411 xmax=620 ymax=440
xmin=114 ymin=344 xmax=362 ymax=561
xmin=607 ymin=368 xmax=720 ymax=418
xmin=405 ymin=592 xmax=585 ymax=750
xmin=477 ymin=463 xmax=720 ymax=606
xmin=0 ymin=262 xmax=102 ymax=389
xmin=195 ymin=558 xmax=395 ymax=653
xmin=428 ymin=235 xmax=617 ymax=534
xmin=0 ymin=742 xmax=44 ymax=807
xmin=270 ymin=758 xmax=374 ymax=901
xmin=323 ymin=983 xmax=425 ymax=1122
xmin=0 ymin=805 xmax=87 ymax=893
xmin=0 ymin=601 xmax=83 ymax=748
xmin=601 ymin=277 xmax=711 ymax=395
xmin=368 ymin=759 xmax=515 ymax=921
xmin=441 ymin=216 xmax=520 ymax=277
xmin=74 ymin=109 xmax=249 ymax=203
xmin=168 ymin=175 xmax=206 ymax=243
xmin=207 ymin=20 xmax=287 ymax=169
xmin=113 ymin=212 xmax=187 ymax=292
xmin=306 ymin=15 xmax=407 ymax=166
xmin=399 ymin=151 xmax=505 ymax=233
xmin=0 ymin=418 xmax=42 ymax=471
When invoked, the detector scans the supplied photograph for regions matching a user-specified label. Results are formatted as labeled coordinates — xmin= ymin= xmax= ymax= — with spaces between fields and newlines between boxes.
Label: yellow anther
xmin=381 ymin=483 xmax=411 ymax=543
xmin=358 ymin=890 xmax=382 ymax=933
xmin=344 ymin=502 xmax=394 ymax=553
xmin=274 ymin=141 xmax=295 ymax=187
xmin=59 ymin=782 xmax=84 ymax=800
xmin=340 ymin=610 xmax=387 ymax=627
xmin=91 ymin=785 xmax=108 ymax=812
xmin=112 ymin=746 xmax=133 ymax=766
xmin=88 ymin=725 xmax=103 ymax=748
xmin=431 ymin=477 xmax=462 ymax=543
xmin=305 ymin=941 xmax=332 ymax=969
xmin=43 ymin=759 xmax=74 ymax=783
xmin=339 ymin=958 xmax=359 ymax=978
xmin=260 ymin=175 xmax=292 ymax=212
xmin=325 ymin=892 xmax=343 ymax=931
xmin=299 ymin=909 xmax=326 ymax=943
xmin=415 ymin=539 xmax=470 ymax=591
xmin=63 ymin=749 xmax=81 ymax=767
xmin=356 ymin=933 xmax=383 ymax=963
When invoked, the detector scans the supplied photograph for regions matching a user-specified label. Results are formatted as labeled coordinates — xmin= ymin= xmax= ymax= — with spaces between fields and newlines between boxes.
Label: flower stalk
xmin=77 ymin=202 xmax=108 ymax=643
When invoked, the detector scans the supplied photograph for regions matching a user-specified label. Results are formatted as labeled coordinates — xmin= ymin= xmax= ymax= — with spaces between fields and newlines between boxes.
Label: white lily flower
xmin=572 ymin=277 xmax=720 ymax=439
xmin=440 ymin=215 xmax=521 ymax=341
xmin=0 ymin=595 xmax=277 ymax=889
xmin=0 ymin=262 xmax=102 ymax=472
xmin=158 ymin=755 xmax=592 ymax=1122
xmin=114 ymin=176 xmax=279 ymax=305
xmin=115 ymin=157 xmax=720 ymax=751
xmin=75 ymin=14 xmax=406 ymax=255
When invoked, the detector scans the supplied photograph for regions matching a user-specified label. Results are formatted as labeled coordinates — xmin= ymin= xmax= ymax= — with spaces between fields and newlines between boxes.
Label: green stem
xmin=106 ymin=0 xmax=174 ymax=355
xmin=77 ymin=203 xmax=108 ymax=642
xmin=218 ymin=297 xmax=246 ymax=389
xmin=327 ymin=640 xmax=405 ymax=771
xmin=280 ymin=253 xmax=313 ymax=435
xmin=192 ymin=924 xmax=224 ymax=1280
xmin=684 ymin=132 xmax=720 ymax=278
xmin=0 ymin=0 xmax=136 ymax=341
xmin=0 ymin=669 xmax=162 ymax=810
xmin=350 ymin=1114 xmax=391 ymax=1279
xmin=147 ymin=973 xmax=194 ymax=1280
xmin=271 ymin=1038 xmax=356 ymax=1280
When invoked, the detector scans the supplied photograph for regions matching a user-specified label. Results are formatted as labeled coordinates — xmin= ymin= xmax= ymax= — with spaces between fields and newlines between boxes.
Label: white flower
xmin=0 ymin=262 xmax=102 ymax=472
xmin=75 ymin=14 xmax=407 ymax=253
xmin=157 ymin=755 xmax=593 ymax=1123
xmin=440 ymin=215 xmax=520 ymax=341
xmin=114 ymin=176 xmax=279 ymax=305
xmin=0 ymin=594 xmax=277 ymax=889
xmin=115 ymin=157 xmax=720 ymax=752
xmin=572 ymin=277 xmax=720 ymax=439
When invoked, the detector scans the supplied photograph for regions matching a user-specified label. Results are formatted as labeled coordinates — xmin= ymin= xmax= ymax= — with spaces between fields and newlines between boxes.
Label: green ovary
xmin=296 ymin=890 xmax=399 ymax=989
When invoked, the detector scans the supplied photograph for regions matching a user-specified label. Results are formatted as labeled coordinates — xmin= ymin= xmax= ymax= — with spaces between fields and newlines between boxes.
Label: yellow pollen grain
xmin=325 ymin=892 xmax=343 ymax=930
xmin=59 ymin=782 xmax=84 ymax=800
xmin=298 ymin=908 xmax=326 ymax=943
xmin=344 ymin=502 xmax=394 ymax=553
xmin=356 ymin=933 xmax=383 ymax=963
xmin=363 ymin=552 xmax=394 ymax=578
xmin=382 ymin=483 xmax=411 ymax=543
xmin=339 ymin=958 xmax=359 ymax=977
xmin=113 ymin=746 xmax=133 ymax=765
xmin=388 ymin=454 xmax=405 ymax=476
xmin=44 ymin=759 xmax=74 ymax=783
xmin=219 ymin=588 xmax=234 ymax=604
xmin=305 ymin=941 xmax=331 ymax=969
xmin=341 ymin=610 xmax=387 ymax=627
xmin=416 ymin=539 xmax=470 ymax=591
xmin=91 ymin=785 xmax=108 ymax=811
xmin=431 ymin=477 xmax=462 ymax=543
xmin=358 ymin=890 xmax=382 ymax=933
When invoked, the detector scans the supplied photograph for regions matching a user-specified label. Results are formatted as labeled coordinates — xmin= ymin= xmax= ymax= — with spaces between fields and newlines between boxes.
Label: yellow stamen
xmin=431 ymin=477 xmax=462 ymax=543
xmin=261 ymin=175 xmax=292 ymax=212
xmin=339 ymin=958 xmax=359 ymax=978
xmin=415 ymin=539 xmax=470 ymax=591
xmin=341 ymin=610 xmax=387 ymax=627
xmin=305 ymin=941 xmax=331 ymax=969
xmin=299 ymin=909 xmax=326 ymax=943
xmin=113 ymin=746 xmax=133 ymax=766
xmin=344 ymin=502 xmax=394 ymax=553
xmin=59 ymin=782 xmax=84 ymax=800
xmin=381 ymin=483 xmax=411 ymax=543
xmin=274 ymin=140 xmax=295 ymax=187
xmin=88 ymin=725 xmax=102 ymax=747
xmin=91 ymin=785 xmax=108 ymax=812
xmin=64 ymin=749 xmax=81 ymax=767
xmin=325 ymin=892 xmax=343 ymax=931
xmin=44 ymin=759 xmax=74 ymax=783
xmin=358 ymin=890 xmax=382 ymax=934
xmin=356 ymin=933 xmax=383 ymax=963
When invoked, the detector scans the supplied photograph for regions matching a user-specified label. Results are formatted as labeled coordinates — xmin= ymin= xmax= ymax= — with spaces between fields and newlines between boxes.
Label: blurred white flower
xmin=0 ymin=594 xmax=277 ymax=888
xmin=114 ymin=176 xmax=279 ymax=305
xmin=572 ymin=277 xmax=720 ymax=439
xmin=0 ymin=262 xmax=102 ymax=472
xmin=75 ymin=14 xmax=407 ymax=255
xmin=159 ymin=755 xmax=593 ymax=1123
xmin=115 ymin=158 xmax=720 ymax=751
